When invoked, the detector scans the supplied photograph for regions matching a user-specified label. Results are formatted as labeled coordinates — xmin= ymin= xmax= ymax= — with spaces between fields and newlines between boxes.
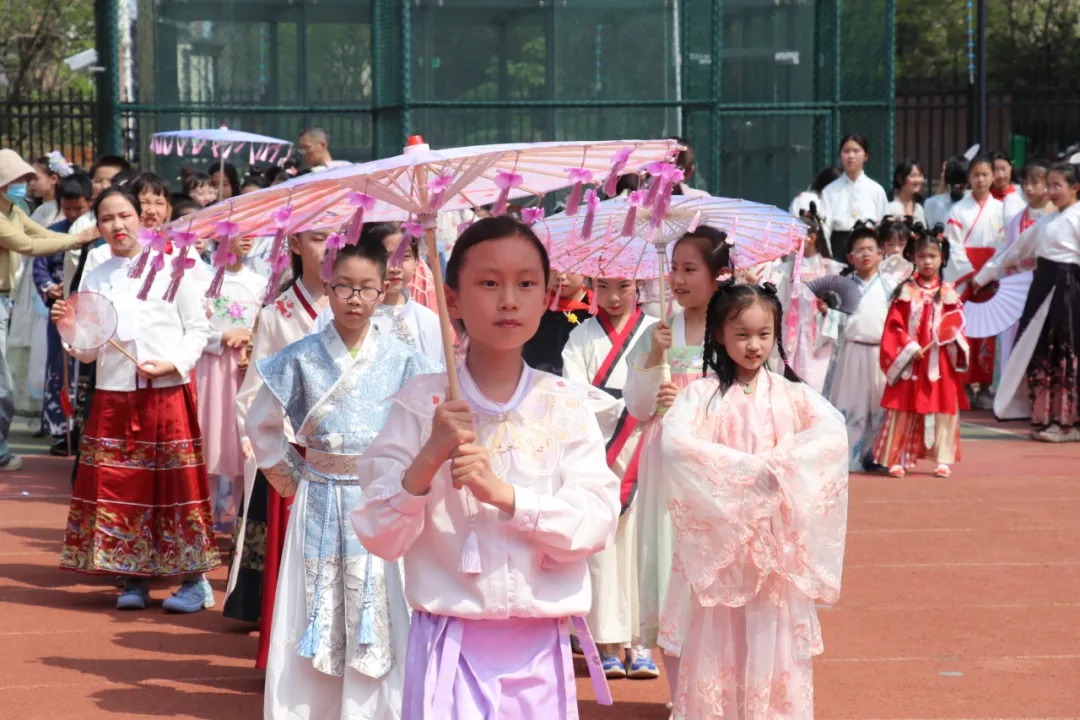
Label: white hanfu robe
xmin=623 ymin=312 xmax=703 ymax=649
xmin=943 ymin=194 xmax=1006 ymax=292
xmin=886 ymin=198 xmax=926 ymax=226
xmin=924 ymin=191 xmax=967 ymax=231
xmin=562 ymin=309 xmax=651 ymax=647
xmin=994 ymin=202 xmax=1080 ymax=420
xmin=824 ymin=256 xmax=913 ymax=470
xmin=660 ymin=372 xmax=848 ymax=720
xmin=312 ymin=294 xmax=444 ymax=367
xmin=351 ymin=363 xmax=620 ymax=719
xmin=247 ymin=324 xmax=434 ymax=720
xmin=776 ymin=254 xmax=845 ymax=393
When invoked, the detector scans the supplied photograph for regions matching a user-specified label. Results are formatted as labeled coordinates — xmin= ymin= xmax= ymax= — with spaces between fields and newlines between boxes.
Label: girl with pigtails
xmin=660 ymin=280 xmax=849 ymax=719
xmin=873 ymin=225 xmax=969 ymax=478
xmin=622 ymin=226 xmax=730 ymax=697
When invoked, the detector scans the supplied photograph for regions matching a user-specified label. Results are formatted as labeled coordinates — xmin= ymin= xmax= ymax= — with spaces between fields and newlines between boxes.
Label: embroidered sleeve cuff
xmin=885 ymin=341 xmax=920 ymax=386
xmin=504 ymin=485 xmax=540 ymax=533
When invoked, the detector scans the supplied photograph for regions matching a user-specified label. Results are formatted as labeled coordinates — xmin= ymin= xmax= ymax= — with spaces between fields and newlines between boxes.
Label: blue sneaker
xmin=601 ymin=655 xmax=627 ymax=678
xmin=162 ymin=577 xmax=215 ymax=613
xmin=116 ymin=579 xmax=150 ymax=610
xmin=626 ymin=646 xmax=660 ymax=679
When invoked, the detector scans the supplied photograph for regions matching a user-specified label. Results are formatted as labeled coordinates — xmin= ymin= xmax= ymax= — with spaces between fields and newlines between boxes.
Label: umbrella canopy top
xmin=150 ymin=125 xmax=293 ymax=164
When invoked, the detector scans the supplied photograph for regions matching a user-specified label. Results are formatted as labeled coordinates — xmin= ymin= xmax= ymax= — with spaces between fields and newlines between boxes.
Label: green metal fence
xmin=106 ymin=0 xmax=895 ymax=208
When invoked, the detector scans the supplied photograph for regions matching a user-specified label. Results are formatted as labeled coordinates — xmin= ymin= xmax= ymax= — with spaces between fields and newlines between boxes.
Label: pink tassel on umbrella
xmin=549 ymin=280 xmax=563 ymax=311
xmin=492 ymin=170 xmax=523 ymax=216
xmin=563 ymin=168 xmax=593 ymax=216
xmin=261 ymin=205 xmax=294 ymax=304
xmin=192 ymin=140 xmax=207 ymax=155
xmin=163 ymin=229 xmax=198 ymax=303
xmin=622 ymin=190 xmax=646 ymax=237
xmin=176 ymin=139 xmax=187 ymax=157
xmin=206 ymin=220 xmax=240 ymax=299
xmin=346 ymin=192 xmax=376 ymax=245
xmin=388 ymin=222 xmax=422 ymax=269
xmin=520 ymin=206 xmax=545 ymax=226
xmin=129 ymin=228 xmax=166 ymax=279
xmin=321 ymin=232 xmax=348 ymax=282
xmin=580 ymin=189 xmax=600 ymax=239
xmin=603 ymin=146 xmax=633 ymax=196
xmin=269 ymin=144 xmax=283 ymax=164
xmin=588 ymin=289 xmax=599 ymax=315
xmin=137 ymin=249 xmax=168 ymax=301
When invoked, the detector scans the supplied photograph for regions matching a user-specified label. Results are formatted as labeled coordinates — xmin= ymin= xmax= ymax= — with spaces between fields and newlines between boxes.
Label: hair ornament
xmin=761 ymin=281 xmax=779 ymax=296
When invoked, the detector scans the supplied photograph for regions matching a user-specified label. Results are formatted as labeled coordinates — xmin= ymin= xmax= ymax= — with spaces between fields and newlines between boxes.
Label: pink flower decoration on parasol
xmin=345 ymin=192 xmax=377 ymax=246
xmin=261 ymin=203 xmax=295 ymax=304
xmin=492 ymin=170 xmax=523 ymax=216
xmin=320 ymin=232 xmax=349 ymax=282
xmin=428 ymin=173 xmax=455 ymax=207
xmin=521 ymin=206 xmax=545 ymax=226
xmin=564 ymin=168 xmax=594 ymax=216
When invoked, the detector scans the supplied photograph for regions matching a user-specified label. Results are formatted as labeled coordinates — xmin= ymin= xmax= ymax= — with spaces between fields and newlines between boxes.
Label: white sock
xmin=662 ymin=652 xmax=680 ymax=702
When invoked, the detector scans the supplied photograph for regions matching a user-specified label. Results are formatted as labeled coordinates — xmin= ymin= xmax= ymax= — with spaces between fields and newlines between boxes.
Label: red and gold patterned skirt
xmin=60 ymin=384 xmax=222 ymax=577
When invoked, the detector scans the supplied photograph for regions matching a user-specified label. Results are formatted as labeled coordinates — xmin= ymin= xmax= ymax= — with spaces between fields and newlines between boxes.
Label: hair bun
xmin=761 ymin=281 xmax=778 ymax=296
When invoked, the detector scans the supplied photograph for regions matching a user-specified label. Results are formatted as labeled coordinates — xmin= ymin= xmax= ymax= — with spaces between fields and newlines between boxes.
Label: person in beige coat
xmin=0 ymin=149 xmax=96 ymax=470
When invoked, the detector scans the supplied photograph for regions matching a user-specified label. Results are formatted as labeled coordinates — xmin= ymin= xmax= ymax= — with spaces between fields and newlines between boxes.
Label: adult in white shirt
xmin=820 ymin=133 xmax=889 ymax=258
xmin=924 ymin=155 xmax=971 ymax=230
xmin=887 ymin=159 xmax=927 ymax=226
xmin=298 ymin=126 xmax=351 ymax=174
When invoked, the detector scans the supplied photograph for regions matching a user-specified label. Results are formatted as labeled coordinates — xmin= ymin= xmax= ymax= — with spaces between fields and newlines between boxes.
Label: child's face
xmin=902 ymin=165 xmax=925 ymax=195
xmin=915 ymin=244 xmax=943 ymax=281
xmin=290 ymin=231 xmax=328 ymax=275
xmin=382 ymin=232 xmax=416 ymax=301
xmin=1023 ymin=173 xmax=1050 ymax=207
xmin=969 ymin=162 xmax=993 ymax=197
xmin=670 ymin=241 xmax=717 ymax=311
xmin=190 ymin=183 xmax=218 ymax=207
xmin=138 ymin=189 xmax=171 ymax=229
xmin=91 ymin=165 xmax=121 ymax=200
xmin=31 ymin=164 xmax=55 ymax=199
xmin=550 ymin=270 xmax=585 ymax=298
xmin=59 ymin=196 xmax=90 ymax=223
xmin=717 ymin=300 xmax=775 ymax=376
xmin=326 ymin=256 xmax=383 ymax=334
xmin=231 ymin=233 xmax=254 ymax=259
xmin=447 ymin=235 xmax=547 ymax=352
xmin=802 ymin=230 xmax=819 ymax=257
xmin=840 ymin=140 xmax=867 ymax=174
xmin=96 ymin=195 xmax=141 ymax=256
xmin=992 ymin=159 xmax=1013 ymax=191
xmin=594 ymin=277 xmax=638 ymax=317
xmin=883 ymin=232 xmax=906 ymax=257
xmin=211 ymin=171 xmax=233 ymax=199
xmin=847 ymin=237 xmax=882 ymax=275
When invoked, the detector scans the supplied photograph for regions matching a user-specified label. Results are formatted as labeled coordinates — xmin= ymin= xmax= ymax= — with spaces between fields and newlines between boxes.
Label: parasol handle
xmin=424 ymin=227 xmax=461 ymax=400
xmin=108 ymin=339 xmax=140 ymax=365
xmin=217 ymin=154 xmax=225 ymax=201
xmin=656 ymin=243 xmax=672 ymax=413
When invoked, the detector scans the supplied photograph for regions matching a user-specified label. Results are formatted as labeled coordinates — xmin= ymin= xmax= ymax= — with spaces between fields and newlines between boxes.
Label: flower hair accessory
xmin=47 ymin=151 xmax=74 ymax=178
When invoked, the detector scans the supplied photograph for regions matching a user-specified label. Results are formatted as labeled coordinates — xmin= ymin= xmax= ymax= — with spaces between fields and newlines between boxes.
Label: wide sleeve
xmin=171 ymin=281 xmax=211 ymax=377
xmin=351 ymin=402 xmax=431 ymax=562
xmin=943 ymin=213 xmax=973 ymax=284
xmin=246 ymin=383 xmax=304 ymax=497
xmin=0 ymin=208 xmax=77 ymax=256
xmin=235 ymin=309 xmax=275 ymax=443
xmin=623 ymin=327 xmax=661 ymax=421
xmin=661 ymin=379 xmax=848 ymax=609
xmin=506 ymin=411 xmax=620 ymax=563
xmin=879 ymin=296 xmax=918 ymax=385
xmin=32 ymin=255 xmax=55 ymax=293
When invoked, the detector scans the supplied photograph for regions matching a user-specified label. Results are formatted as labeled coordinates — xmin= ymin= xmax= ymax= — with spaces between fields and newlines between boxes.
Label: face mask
xmin=4 ymin=183 xmax=28 ymax=202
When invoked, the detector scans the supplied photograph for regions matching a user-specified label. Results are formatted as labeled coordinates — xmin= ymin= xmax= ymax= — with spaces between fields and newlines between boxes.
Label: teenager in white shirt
xmin=888 ymin=159 xmax=927 ymax=226
xmin=53 ymin=186 xmax=218 ymax=612
xmin=990 ymin=151 xmax=1027 ymax=225
xmin=924 ymin=155 xmax=971 ymax=230
xmin=820 ymin=133 xmax=889 ymax=258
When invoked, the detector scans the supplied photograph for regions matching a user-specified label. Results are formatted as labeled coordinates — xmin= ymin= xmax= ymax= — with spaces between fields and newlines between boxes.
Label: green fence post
xmin=709 ymin=0 xmax=723 ymax=194
xmin=95 ymin=0 xmax=121 ymax=156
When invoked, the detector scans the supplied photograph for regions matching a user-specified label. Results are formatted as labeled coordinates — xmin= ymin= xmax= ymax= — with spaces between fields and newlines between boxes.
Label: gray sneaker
xmin=0 ymin=455 xmax=23 ymax=472
xmin=162 ymin=577 xmax=215 ymax=613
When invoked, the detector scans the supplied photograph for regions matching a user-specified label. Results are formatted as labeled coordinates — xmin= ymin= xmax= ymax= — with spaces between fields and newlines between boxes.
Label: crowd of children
xmin=0 ymin=130 xmax=1075 ymax=719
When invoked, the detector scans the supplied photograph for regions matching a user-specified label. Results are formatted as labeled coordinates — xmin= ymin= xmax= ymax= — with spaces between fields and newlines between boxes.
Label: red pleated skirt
xmin=60 ymin=384 xmax=222 ymax=577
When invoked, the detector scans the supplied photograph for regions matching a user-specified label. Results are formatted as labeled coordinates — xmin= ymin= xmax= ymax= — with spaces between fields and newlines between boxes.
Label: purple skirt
xmin=402 ymin=612 xmax=611 ymax=719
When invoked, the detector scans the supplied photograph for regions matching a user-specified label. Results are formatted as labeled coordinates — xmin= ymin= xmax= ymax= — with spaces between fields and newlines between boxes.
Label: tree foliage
xmin=0 ymin=0 xmax=95 ymax=100
xmin=896 ymin=0 xmax=1080 ymax=89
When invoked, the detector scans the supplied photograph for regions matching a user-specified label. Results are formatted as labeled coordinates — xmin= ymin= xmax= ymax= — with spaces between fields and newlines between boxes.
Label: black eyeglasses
xmin=330 ymin=284 xmax=382 ymax=301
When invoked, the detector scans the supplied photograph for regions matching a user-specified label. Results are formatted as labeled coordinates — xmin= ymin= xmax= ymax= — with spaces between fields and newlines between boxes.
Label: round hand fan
xmin=806 ymin=275 xmax=863 ymax=314
xmin=922 ymin=308 xmax=966 ymax=353
xmin=206 ymin=281 xmax=260 ymax=332
xmin=963 ymin=271 xmax=1033 ymax=338
xmin=55 ymin=291 xmax=138 ymax=363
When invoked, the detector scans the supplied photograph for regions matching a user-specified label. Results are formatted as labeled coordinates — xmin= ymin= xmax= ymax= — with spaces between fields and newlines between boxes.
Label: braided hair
xmin=702 ymin=279 xmax=802 ymax=396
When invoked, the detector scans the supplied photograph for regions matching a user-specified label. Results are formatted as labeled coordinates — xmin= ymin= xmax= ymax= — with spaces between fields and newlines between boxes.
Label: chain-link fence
xmin=117 ymin=0 xmax=895 ymax=208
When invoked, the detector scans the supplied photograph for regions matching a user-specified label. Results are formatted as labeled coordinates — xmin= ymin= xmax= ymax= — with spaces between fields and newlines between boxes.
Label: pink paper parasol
xmin=55 ymin=291 xmax=138 ymax=364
